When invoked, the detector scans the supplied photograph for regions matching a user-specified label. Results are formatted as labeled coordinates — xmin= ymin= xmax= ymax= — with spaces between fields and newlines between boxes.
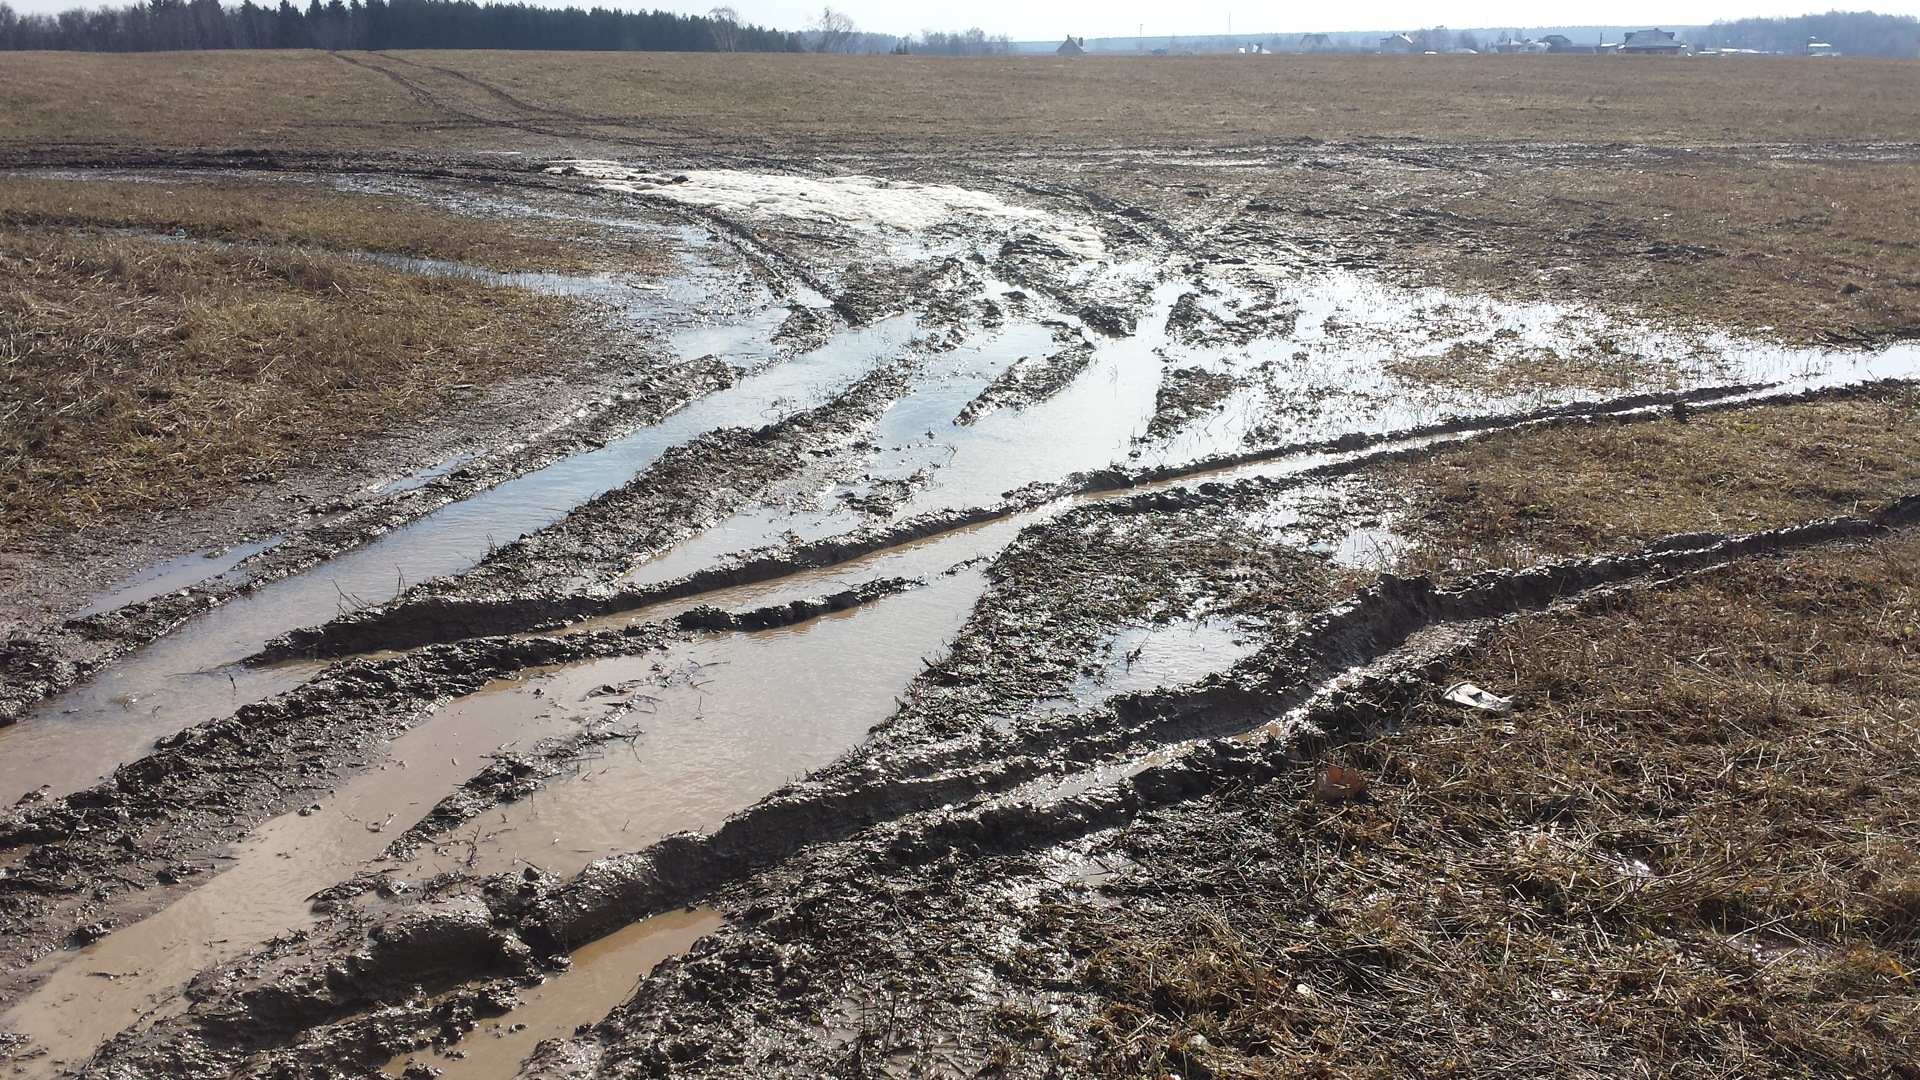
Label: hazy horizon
xmin=4 ymin=0 xmax=1918 ymax=44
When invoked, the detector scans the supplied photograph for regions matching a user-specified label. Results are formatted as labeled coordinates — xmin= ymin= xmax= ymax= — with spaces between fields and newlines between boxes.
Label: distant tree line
xmin=898 ymin=28 xmax=1014 ymax=55
xmin=0 ymin=0 xmax=803 ymax=52
xmin=1696 ymin=9 xmax=1919 ymax=56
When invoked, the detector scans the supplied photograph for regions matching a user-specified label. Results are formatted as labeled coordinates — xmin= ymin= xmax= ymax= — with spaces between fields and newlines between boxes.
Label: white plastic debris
xmin=1443 ymin=681 xmax=1514 ymax=714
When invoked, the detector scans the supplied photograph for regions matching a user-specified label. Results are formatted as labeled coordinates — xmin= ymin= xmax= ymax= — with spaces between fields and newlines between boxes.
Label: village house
xmin=1620 ymin=28 xmax=1687 ymax=54
xmin=1056 ymin=35 xmax=1086 ymax=56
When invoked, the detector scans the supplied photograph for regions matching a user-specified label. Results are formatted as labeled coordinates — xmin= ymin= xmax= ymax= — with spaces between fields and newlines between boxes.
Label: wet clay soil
xmin=2 ymin=142 xmax=1918 ymax=1079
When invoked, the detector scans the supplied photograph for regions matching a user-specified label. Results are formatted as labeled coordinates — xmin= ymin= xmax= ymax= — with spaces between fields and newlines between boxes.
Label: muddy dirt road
xmin=2 ymin=130 xmax=1918 ymax=1078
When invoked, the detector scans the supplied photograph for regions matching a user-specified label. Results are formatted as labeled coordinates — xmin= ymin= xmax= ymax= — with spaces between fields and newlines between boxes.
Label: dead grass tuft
xmin=0 ymin=225 xmax=579 ymax=546
xmin=1059 ymin=534 xmax=1920 ymax=1077
xmin=1387 ymin=387 xmax=1920 ymax=574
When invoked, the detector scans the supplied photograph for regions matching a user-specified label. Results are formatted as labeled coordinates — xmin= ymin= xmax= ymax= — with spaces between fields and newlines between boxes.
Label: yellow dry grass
xmin=1075 ymin=535 xmax=1920 ymax=1079
xmin=0 ymin=174 xmax=667 ymax=274
xmin=1398 ymin=156 xmax=1920 ymax=343
xmin=0 ymin=224 xmax=578 ymax=545
xmin=2 ymin=51 xmax=1918 ymax=153
xmin=1387 ymin=387 xmax=1920 ymax=571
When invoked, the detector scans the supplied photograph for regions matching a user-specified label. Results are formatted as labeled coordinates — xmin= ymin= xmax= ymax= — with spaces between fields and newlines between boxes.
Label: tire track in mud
xmin=0 ymin=352 xmax=736 ymax=730
xmin=61 ymin=495 xmax=1920 ymax=1078
xmin=11 ymin=148 xmax=1920 ymax=1075
xmin=0 ymin=580 xmax=912 ymax=998
xmin=270 ymin=375 xmax=1872 ymax=660
xmin=332 ymin=52 xmax=760 ymax=153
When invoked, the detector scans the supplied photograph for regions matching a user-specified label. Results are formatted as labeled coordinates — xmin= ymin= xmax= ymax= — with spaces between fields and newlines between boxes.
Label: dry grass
xmin=3 ymin=51 xmax=1918 ymax=153
xmin=1057 ymin=535 xmax=1920 ymax=1078
xmin=0 ymin=174 xmax=666 ymax=274
xmin=0 ymin=51 xmax=443 ymax=151
xmin=1149 ymin=150 xmax=1920 ymax=345
xmin=1394 ymin=155 xmax=1920 ymax=344
xmin=0 ymin=224 xmax=579 ymax=546
xmin=1384 ymin=387 xmax=1920 ymax=572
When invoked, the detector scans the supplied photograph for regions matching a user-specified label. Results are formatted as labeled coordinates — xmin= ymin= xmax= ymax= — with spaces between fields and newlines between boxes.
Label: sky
xmin=6 ymin=0 xmax=1920 ymax=40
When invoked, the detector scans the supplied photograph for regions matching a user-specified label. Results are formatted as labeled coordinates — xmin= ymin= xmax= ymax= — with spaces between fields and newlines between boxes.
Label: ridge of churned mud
xmin=262 ymin=375 xmax=1901 ymax=661
xmin=0 ymin=578 xmax=914 ymax=993
xmin=59 ymin=495 xmax=1920 ymax=1078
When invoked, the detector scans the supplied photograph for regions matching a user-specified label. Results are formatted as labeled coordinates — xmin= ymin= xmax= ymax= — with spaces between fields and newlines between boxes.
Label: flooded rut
xmin=0 ymin=311 xmax=916 ymax=806
xmin=5 ymin=159 xmax=1920 ymax=1080
xmin=401 ymin=572 xmax=985 ymax=880
xmin=387 ymin=907 xmax=725 ymax=1080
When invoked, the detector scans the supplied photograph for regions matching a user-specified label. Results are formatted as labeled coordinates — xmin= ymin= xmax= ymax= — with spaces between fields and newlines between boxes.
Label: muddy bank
xmin=265 ymin=376 xmax=1902 ymax=662
xmin=50 ymin=494 xmax=1920 ymax=1079
xmin=570 ymin=532 xmax=1920 ymax=1079
xmin=0 ymin=578 xmax=908 ymax=999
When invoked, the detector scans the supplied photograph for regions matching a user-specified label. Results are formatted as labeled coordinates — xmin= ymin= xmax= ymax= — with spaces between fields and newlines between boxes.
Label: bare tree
xmin=810 ymin=5 xmax=856 ymax=53
xmin=708 ymin=5 xmax=740 ymax=51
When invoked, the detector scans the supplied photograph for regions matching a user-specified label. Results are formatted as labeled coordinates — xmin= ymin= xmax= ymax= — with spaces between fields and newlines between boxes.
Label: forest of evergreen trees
xmin=0 ymin=0 xmax=802 ymax=52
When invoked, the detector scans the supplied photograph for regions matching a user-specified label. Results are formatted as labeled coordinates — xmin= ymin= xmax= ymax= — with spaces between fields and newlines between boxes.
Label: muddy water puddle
xmin=1020 ymin=617 xmax=1263 ymax=724
xmin=400 ymin=573 xmax=986 ymax=880
xmin=385 ymin=908 xmax=724 ymax=1080
xmin=74 ymin=538 xmax=283 ymax=621
xmin=0 ymin=315 xmax=919 ymax=806
xmin=607 ymin=263 xmax=1920 ymax=601
xmin=0 ymin=671 xmax=599 ymax=1074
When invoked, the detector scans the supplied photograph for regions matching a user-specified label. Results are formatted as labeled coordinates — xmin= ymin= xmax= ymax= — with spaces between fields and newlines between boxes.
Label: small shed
xmin=1056 ymin=36 xmax=1086 ymax=56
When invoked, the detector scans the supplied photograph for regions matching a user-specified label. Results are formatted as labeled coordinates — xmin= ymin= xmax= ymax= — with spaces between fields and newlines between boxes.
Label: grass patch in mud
xmin=1058 ymin=535 xmax=1920 ymax=1078
xmin=0 ymin=224 xmax=583 ymax=545
xmin=0 ymin=174 xmax=668 ymax=275
xmin=1382 ymin=330 xmax=1716 ymax=394
xmin=1387 ymin=386 xmax=1920 ymax=573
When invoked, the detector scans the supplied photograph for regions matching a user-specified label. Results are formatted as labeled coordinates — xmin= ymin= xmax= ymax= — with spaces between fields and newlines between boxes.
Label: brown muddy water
xmin=0 ymin=566 xmax=982 ymax=1074
xmin=385 ymin=908 xmax=725 ymax=1080
xmin=397 ymin=572 xmax=986 ymax=880
xmin=7 ymin=163 xmax=1920 ymax=1079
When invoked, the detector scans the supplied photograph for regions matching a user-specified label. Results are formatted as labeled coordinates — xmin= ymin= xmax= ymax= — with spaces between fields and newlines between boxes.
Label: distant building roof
xmin=1056 ymin=35 xmax=1086 ymax=55
xmin=1621 ymin=28 xmax=1685 ymax=53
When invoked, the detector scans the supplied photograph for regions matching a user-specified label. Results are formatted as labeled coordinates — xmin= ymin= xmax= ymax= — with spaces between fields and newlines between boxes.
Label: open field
xmin=2 ymin=51 xmax=1919 ymax=152
xmin=0 ymin=49 xmax=1917 ymax=1080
